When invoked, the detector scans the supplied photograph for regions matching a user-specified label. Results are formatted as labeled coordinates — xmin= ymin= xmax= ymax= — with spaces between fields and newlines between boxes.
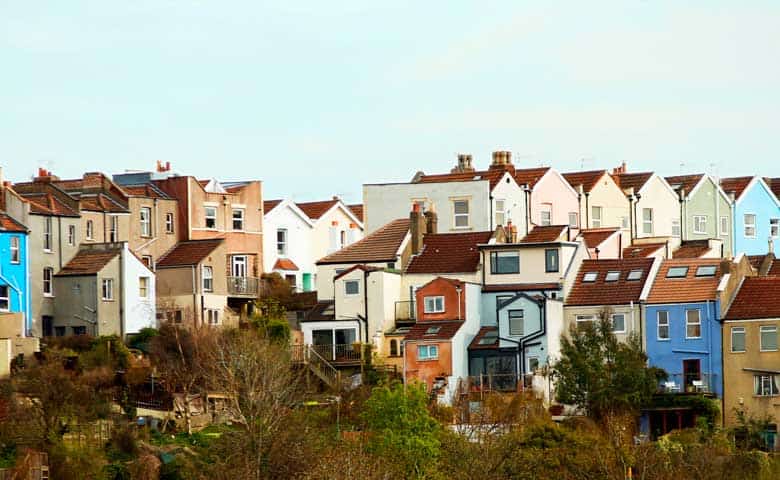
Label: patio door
xmin=312 ymin=329 xmax=333 ymax=360
xmin=231 ymin=255 xmax=248 ymax=277
xmin=683 ymin=359 xmax=701 ymax=389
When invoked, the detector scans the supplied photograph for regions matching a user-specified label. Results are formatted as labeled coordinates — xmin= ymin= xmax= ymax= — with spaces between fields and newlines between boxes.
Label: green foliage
xmin=732 ymin=407 xmax=776 ymax=451
xmin=127 ymin=327 xmax=159 ymax=352
xmin=649 ymin=394 xmax=721 ymax=429
xmin=79 ymin=335 xmax=131 ymax=370
xmin=554 ymin=315 xmax=667 ymax=420
xmin=361 ymin=382 xmax=441 ymax=478
xmin=0 ymin=444 xmax=16 ymax=469
xmin=251 ymin=297 xmax=291 ymax=343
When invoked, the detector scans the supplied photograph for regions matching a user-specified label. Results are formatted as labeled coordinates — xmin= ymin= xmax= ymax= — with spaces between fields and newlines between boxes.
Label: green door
xmin=302 ymin=273 xmax=313 ymax=292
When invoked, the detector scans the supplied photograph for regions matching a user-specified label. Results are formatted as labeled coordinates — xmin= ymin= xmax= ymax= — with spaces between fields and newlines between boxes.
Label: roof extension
xmin=57 ymin=248 xmax=121 ymax=276
xmin=725 ymin=277 xmax=780 ymax=320
xmin=406 ymin=231 xmax=492 ymax=274
xmin=566 ymin=258 xmax=654 ymax=306
xmin=317 ymin=218 xmax=409 ymax=265
xmin=156 ymin=239 xmax=224 ymax=267
xmin=647 ymin=258 xmax=724 ymax=304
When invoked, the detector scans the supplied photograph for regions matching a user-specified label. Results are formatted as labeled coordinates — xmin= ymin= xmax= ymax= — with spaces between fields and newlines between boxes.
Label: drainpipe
xmin=679 ymin=192 xmax=685 ymax=240
xmin=57 ymin=217 xmax=63 ymax=268
xmin=456 ymin=285 xmax=462 ymax=321
xmin=363 ymin=269 xmax=370 ymax=342
xmin=628 ymin=195 xmax=635 ymax=244
xmin=524 ymin=186 xmax=531 ymax=235
xmin=489 ymin=195 xmax=494 ymax=231
xmin=584 ymin=192 xmax=590 ymax=228
xmin=119 ymin=244 xmax=125 ymax=339
xmin=192 ymin=265 xmax=198 ymax=327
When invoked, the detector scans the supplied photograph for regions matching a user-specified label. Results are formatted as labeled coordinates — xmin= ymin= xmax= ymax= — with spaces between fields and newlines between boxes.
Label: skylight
xmin=627 ymin=269 xmax=643 ymax=281
xmin=425 ymin=326 xmax=441 ymax=335
xmin=583 ymin=272 xmax=598 ymax=282
xmin=695 ymin=265 xmax=717 ymax=277
xmin=478 ymin=332 xmax=498 ymax=345
xmin=666 ymin=266 xmax=689 ymax=278
xmin=605 ymin=271 xmax=620 ymax=282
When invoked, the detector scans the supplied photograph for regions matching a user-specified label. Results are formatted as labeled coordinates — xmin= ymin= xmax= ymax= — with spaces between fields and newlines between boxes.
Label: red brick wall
xmin=404 ymin=341 xmax=453 ymax=391
xmin=415 ymin=277 xmax=466 ymax=321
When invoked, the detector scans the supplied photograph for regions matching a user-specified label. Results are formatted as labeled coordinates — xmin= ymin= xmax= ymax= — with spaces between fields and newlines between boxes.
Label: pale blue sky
xmin=2 ymin=1 xmax=779 ymax=203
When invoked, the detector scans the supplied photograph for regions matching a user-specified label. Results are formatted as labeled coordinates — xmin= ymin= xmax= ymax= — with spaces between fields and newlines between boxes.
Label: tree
xmin=554 ymin=313 xmax=666 ymax=420
xmin=251 ymin=297 xmax=291 ymax=343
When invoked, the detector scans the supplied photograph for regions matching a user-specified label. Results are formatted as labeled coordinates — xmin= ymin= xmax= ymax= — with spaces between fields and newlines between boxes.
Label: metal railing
xmin=227 ymin=276 xmax=260 ymax=296
xmin=659 ymin=373 xmax=716 ymax=394
xmin=394 ymin=301 xmax=416 ymax=321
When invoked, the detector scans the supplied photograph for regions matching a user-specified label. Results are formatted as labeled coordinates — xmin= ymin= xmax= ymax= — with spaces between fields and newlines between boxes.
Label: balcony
xmin=395 ymin=301 xmax=416 ymax=322
xmin=291 ymin=344 xmax=363 ymax=366
xmin=659 ymin=373 xmax=716 ymax=395
xmin=465 ymin=373 xmax=535 ymax=393
xmin=227 ymin=276 xmax=260 ymax=297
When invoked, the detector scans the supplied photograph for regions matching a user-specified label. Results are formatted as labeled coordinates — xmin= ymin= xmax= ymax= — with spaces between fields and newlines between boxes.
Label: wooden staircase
xmin=291 ymin=345 xmax=342 ymax=391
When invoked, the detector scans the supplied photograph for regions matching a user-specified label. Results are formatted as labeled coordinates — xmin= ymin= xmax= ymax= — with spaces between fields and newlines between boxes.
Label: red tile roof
xmin=16 ymin=192 xmax=79 ymax=217
xmin=514 ymin=167 xmax=550 ymax=189
xmin=121 ymin=184 xmax=171 ymax=199
xmin=317 ymin=218 xmax=409 ymax=265
xmin=665 ymin=174 xmax=704 ymax=196
xmin=612 ymin=172 xmax=653 ymax=192
xmin=565 ymin=258 xmax=654 ymax=306
xmin=562 ymin=170 xmax=608 ymax=193
xmin=768 ymin=260 xmax=780 ymax=276
xmin=720 ymin=176 xmax=753 ymax=200
xmin=747 ymin=255 xmax=767 ymax=271
xmin=56 ymin=248 xmax=121 ymax=276
xmin=765 ymin=178 xmax=780 ymax=200
xmin=79 ymin=194 xmax=129 ymax=213
xmin=647 ymin=258 xmax=724 ymax=304
xmin=672 ymin=240 xmax=712 ymax=259
xmin=263 ymin=200 xmax=282 ymax=214
xmin=482 ymin=283 xmax=560 ymax=292
xmin=623 ymin=243 xmax=665 ymax=258
xmin=0 ymin=213 xmax=27 ymax=232
xmin=724 ymin=277 xmax=780 ymax=320
xmin=406 ymin=231 xmax=492 ymax=274
xmin=333 ymin=264 xmax=384 ymax=280
xmin=520 ymin=225 xmax=569 ymax=243
xmin=414 ymin=167 xmax=511 ymax=191
xmin=273 ymin=258 xmax=299 ymax=271
xmin=348 ymin=204 xmax=364 ymax=222
xmin=296 ymin=199 xmax=339 ymax=219
xmin=404 ymin=320 xmax=464 ymax=341
xmin=156 ymin=239 xmax=224 ymax=267
xmin=469 ymin=326 xmax=499 ymax=350
xmin=579 ymin=228 xmax=619 ymax=249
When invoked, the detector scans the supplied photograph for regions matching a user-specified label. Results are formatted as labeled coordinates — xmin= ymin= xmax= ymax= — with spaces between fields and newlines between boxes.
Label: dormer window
xmin=583 ymin=272 xmax=598 ymax=282
xmin=605 ymin=271 xmax=620 ymax=282
xmin=666 ymin=266 xmax=689 ymax=278
xmin=425 ymin=326 xmax=441 ymax=335
xmin=424 ymin=296 xmax=445 ymax=314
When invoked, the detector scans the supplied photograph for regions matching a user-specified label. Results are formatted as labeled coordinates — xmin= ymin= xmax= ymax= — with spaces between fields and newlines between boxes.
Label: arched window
xmin=390 ymin=339 xmax=398 ymax=357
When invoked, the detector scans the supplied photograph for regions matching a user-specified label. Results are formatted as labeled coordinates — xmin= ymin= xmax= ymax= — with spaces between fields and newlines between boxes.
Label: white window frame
xmin=43 ymin=217 xmax=52 ymax=251
xmin=693 ymin=215 xmax=707 ymax=234
xmin=165 ymin=212 xmax=174 ymax=233
xmin=424 ymin=296 xmax=445 ymax=314
xmin=277 ymin=228 xmax=288 ymax=255
xmin=206 ymin=309 xmax=221 ymax=325
xmin=685 ymin=309 xmax=701 ymax=339
xmin=101 ymin=278 xmax=114 ymax=301
xmin=43 ymin=267 xmax=54 ymax=296
xmin=508 ymin=309 xmax=524 ymax=336
xmin=754 ymin=374 xmax=780 ymax=397
xmin=545 ymin=248 xmax=559 ymax=273
xmin=642 ymin=208 xmax=653 ymax=235
xmin=540 ymin=204 xmax=552 ymax=226
xmin=671 ymin=219 xmax=681 ymax=237
xmin=232 ymin=208 xmax=245 ymax=231
xmin=611 ymin=313 xmax=626 ymax=333
xmin=744 ymin=213 xmax=756 ymax=238
xmin=568 ymin=212 xmax=579 ymax=228
xmin=591 ymin=206 xmax=602 ymax=228
xmin=417 ymin=344 xmax=439 ymax=361
xmin=10 ymin=236 xmax=20 ymax=264
xmin=86 ymin=220 xmax=94 ymax=240
xmin=771 ymin=218 xmax=780 ymax=238
xmin=67 ymin=225 xmax=76 ymax=246
xmin=731 ymin=326 xmax=746 ymax=353
xmin=575 ymin=314 xmax=596 ymax=325
xmin=495 ymin=198 xmax=506 ymax=226
xmin=140 ymin=207 xmax=152 ymax=237
xmin=760 ymin=325 xmax=778 ymax=352
xmin=205 ymin=206 xmax=217 ymax=229
xmin=452 ymin=198 xmax=470 ymax=229
xmin=657 ymin=311 xmax=670 ymax=340
xmin=139 ymin=276 xmax=149 ymax=298
xmin=339 ymin=230 xmax=347 ymax=249
xmin=0 ymin=285 xmax=8 ymax=311
xmin=720 ymin=216 xmax=729 ymax=236
xmin=344 ymin=280 xmax=360 ymax=296
xmin=202 ymin=266 xmax=213 ymax=292
xmin=109 ymin=215 xmax=119 ymax=242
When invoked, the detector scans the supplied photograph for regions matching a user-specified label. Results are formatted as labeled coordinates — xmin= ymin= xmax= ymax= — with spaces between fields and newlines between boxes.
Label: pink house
xmin=514 ymin=167 xmax=580 ymax=235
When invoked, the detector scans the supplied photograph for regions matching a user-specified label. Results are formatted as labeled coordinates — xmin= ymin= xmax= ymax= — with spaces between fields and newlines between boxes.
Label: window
xmin=139 ymin=277 xmax=149 ymax=298
xmin=166 ymin=310 xmax=183 ymax=324
xmin=86 ymin=220 xmax=94 ymax=240
xmin=666 ymin=266 xmax=689 ymax=278
xmin=771 ymin=218 xmax=780 ymax=238
xmin=495 ymin=199 xmax=506 ymax=226
xmin=731 ymin=327 xmax=746 ymax=352
xmin=231 ymin=255 xmax=247 ymax=277
xmin=102 ymin=279 xmax=114 ymax=301
xmin=345 ymin=280 xmax=360 ymax=295
xmin=591 ymin=206 xmax=602 ymax=228
xmin=612 ymin=313 xmax=626 ymax=333
xmin=43 ymin=268 xmax=53 ymax=296
xmin=760 ymin=326 xmax=778 ymax=351
xmin=685 ymin=310 xmax=701 ymax=338
xmin=720 ymin=216 xmax=729 ymax=236
xmin=418 ymin=344 xmax=439 ymax=360
xmin=232 ymin=208 xmax=244 ymax=231
xmin=642 ymin=208 xmax=653 ymax=235
xmin=540 ymin=206 xmax=552 ymax=226
xmin=165 ymin=212 xmax=174 ymax=233
xmin=605 ymin=271 xmax=620 ymax=282
xmin=545 ymin=249 xmax=559 ymax=273
xmin=277 ymin=229 xmax=287 ymax=255
xmin=109 ymin=215 xmax=119 ymax=242
xmin=695 ymin=265 xmax=717 ymax=277
xmin=627 ymin=269 xmax=643 ymax=281
xmin=142 ymin=256 xmax=153 ymax=269
xmin=508 ymin=310 xmax=524 ymax=336
xmin=206 ymin=309 xmax=220 ymax=325
xmin=576 ymin=314 xmax=596 ymax=326
xmin=140 ymin=207 xmax=151 ymax=237
xmin=425 ymin=326 xmax=441 ymax=335
xmin=424 ymin=296 xmax=445 ymax=313
xmin=67 ymin=225 xmax=76 ymax=246
xmin=583 ymin=272 xmax=598 ymax=282
xmin=754 ymin=374 xmax=780 ymax=396
xmin=390 ymin=339 xmax=399 ymax=357
xmin=744 ymin=214 xmax=756 ymax=238
xmin=672 ymin=220 xmax=681 ymax=237
xmin=693 ymin=215 xmax=707 ymax=234
xmin=54 ymin=326 xmax=66 ymax=337
xmin=490 ymin=251 xmax=519 ymax=274
xmin=43 ymin=217 xmax=52 ymax=251
xmin=340 ymin=230 xmax=347 ymax=249
xmin=496 ymin=295 xmax=513 ymax=311
xmin=657 ymin=311 xmax=670 ymax=340
xmin=621 ymin=216 xmax=629 ymax=229
xmin=528 ymin=357 xmax=540 ymax=373
xmin=453 ymin=199 xmax=470 ymax=228
xmin=0 ymin=285 xmax=8 ymax=311
xmin=72 ymin=326 xmax=87 ymax=336
xmin=568 ymin=212 xmax=579 ymax=228
xmin=205 ymin=206 xmax=217 ymax=229
xmin=10 ymin=237 xmax=20 ymax=263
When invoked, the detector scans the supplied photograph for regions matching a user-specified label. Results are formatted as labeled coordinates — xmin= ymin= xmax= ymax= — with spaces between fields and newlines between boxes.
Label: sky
xmin=2 ymin=1 xmax=780 ymax=203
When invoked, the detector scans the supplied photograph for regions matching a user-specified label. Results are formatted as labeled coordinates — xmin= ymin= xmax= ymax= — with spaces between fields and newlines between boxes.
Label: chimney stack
xmin=612 ymin=162 xmax=627 ymax=175
xmin=34 ymin=168 xmax=58 ymax=183
xmin=451 ymin=154 xmax=475 ymax=173
xmin=156 ymin=160 xmax=172 ymax=173
xmin=490 ymin=150 xmax=514 ymax=170
xmin=424 ymin=208 xmax=438 ymax=235
xmin=410 ymin=203 xmax=427 ymax=255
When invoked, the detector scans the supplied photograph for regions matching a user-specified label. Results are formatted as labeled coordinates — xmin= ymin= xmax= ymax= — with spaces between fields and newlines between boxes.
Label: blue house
xmin=0 ymin=211 xmax=30 ymax=334
xmin=721 ymin=176 xmax=780 ymax=256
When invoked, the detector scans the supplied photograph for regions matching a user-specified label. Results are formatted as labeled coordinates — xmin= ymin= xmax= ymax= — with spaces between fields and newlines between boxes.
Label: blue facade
xmin=0 ymin=228 xmax=30 ymax=333
xmin=644 ymin=300 xmax=723 ymax=398
xmin=732 ymin=179 xmax=780 ymax=255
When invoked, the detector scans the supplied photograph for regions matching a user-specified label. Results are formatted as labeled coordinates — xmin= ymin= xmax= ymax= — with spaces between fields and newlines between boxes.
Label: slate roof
xmin=482 ymin=283 xmax=560 ymax=292
xmin=56 ymin=248 xmax=121 ymax=276
xmin=296 ymin=199 xmax=339 ymax=220
xmin=404 ymin=320 xmax=464 ymax=341
xmin=263 ymin=200 xmax=282 ymax=214
xmin=156 ymin=239 xmax=224 ymax=267
xmin=348 ymin=204 xmax=364 ymax=222
xmin=724 ymin=277 xmax=780 ymax=320
xmin=623 ymin=243 xmax=665 ymax=258
xmin=414 ymin=168 xmax=510 ymax=190
xmin=579 ymin=228 xmax=619 ymax=249
xmin=720 ymin=176 xmax=753 ymax=200
xmin=520 ymin=225 xmax=569 ymax=243
xmin=469 ymin=326 xmax=499 ymax=350
xmin=406 ymin=231 xmax=492 ymax=274
xmin=647 ymin=258 xmax=723 ymax=304
xmin=562 ymin=170 xmax=608 ymax=193
xmin=514 ymin=167 xmax=551 ymax=189
xmin=317 ymin=218 xmax=409 ymax=265
xmin=565 ymin=258 xmax=654 ymax=306
xmin=665 ymin=174 xmax=704 ymax=195
xmin=301 ymin=301 xmax=336 ymax=322
xmin=273 ymin=258 xmax=299 ymax=271
xmin=612 ymin=172 xmax=653 ymax=192
xmin=0 ymin=213 xmax=27 ymax=232
xmin=672 ymin=240 xmax=712 ymax=259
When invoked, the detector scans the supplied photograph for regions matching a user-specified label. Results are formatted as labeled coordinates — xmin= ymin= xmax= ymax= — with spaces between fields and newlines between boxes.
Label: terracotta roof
xmin=263 ymin=200 xmax=282 ymax=214
xmin=301 ymin=301 xmax=336 ymax=322
xmin=348 ymin=204 xmax=364 ymax=222
xmin=404 ymin=320 xmax=464 ymax=341
xmin=317 ymin=218 xmax=409 ymax=265
xmin=56 ymin=248 xmax=121 ymax=276
xmin=414 ymin=167 xmax=511 ymax=190
xmin=17 ymin=192 xmax=79 ymax=217
xmin=0 ymin=213 xmax=27 ymax=232
xmin=333 ymin=264 xmax=384 ymax=280
xmin=747 ymin=255 xmax=767 ymax=271
xmin=724 ymin=277 xmax=780 ymax=320
xmin=765 ymin=178 xmax=780 ymax=200
xmin=406 ymin=231 xmax=492 ymax=274
xmin=647 ymin=258 xmax=724 ymax=304
xmin=156 ymin=239 xmax=223 ymax=267
xmin=273 ymin=258 xmax=299 ymax=271
xmin=565 ymin=258 xmax=654 ymax=306
xmin=672 ymin=240 xmax=712 ymax=259
xmin=514 ymin=167 xmax=550 ymax=189
xmin=121 ymin=184 xmax=171 ymax=199
xmin=469 ymin=326 xmax=499 ymax=350
xmin=720 ymin=176 xmax=753 ymax=200
xmin=482 ymin=283 xmax=560 ymax=293
xmin=520 ymin=225 xmax=568 ymax=243
xmin=562 ymin=170 xmax=608 ymax=193
xmin=768 ymin=261 xmax=780 ymax=276
xmin=296 ymin=199 xmax=339 ymax=220
xmin=612 ymin=172 xmax=653 ymax=192
xmin=623 ymin=243 xmax=665 ymax=258
xmin=579 ymin=228 xmax=619 ymax=249
xmin=79 ymin=194 xmax=129 ymax=213
xmin=665 ymin=174 xmax=704 ymax=196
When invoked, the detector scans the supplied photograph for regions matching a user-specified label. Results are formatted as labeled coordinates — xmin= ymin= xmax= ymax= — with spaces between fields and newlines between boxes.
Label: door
xmin=312 ymin=329 xmax=333 ymax=360
xmin=302 ymin=273 xmax=312 ymax=292
xmin=682 ymin=359 xmax=701 ymax=390
xmin=42 ymin=316 xmax=53 ymax=337
xmin=231 ymin=255 xmax=248 ymax=277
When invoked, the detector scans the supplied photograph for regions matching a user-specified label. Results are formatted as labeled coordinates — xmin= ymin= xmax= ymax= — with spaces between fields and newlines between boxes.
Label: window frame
xmin=731 ymin=326 xmax=746 ymax=353
xmin=544 ymin=248 xmax=559 ymax=273
xmin=139 ymin=276 xmax=149 ymax=298
xmin=575 ymin=314 xmax=596 ymax=326
xmin=568 ymin=212 xmax=579 ymax=228
xmin=490 ymin=250 xmax=520 ymax=275
xmin=43 ymin=216 xmax=52 ymax=251
xmin=744 ymin=213 xmax=757 ymax=238
xmin=508 ymin=309 xmax=525 ymax=336
xmin=760 ymin=325 xmax=778 ymax=352
xmin=43 ymin=267 xmax=54 ymax=296
xmin=754 ymin=374 xmax=780 ymax=397
xmin=666 ymin=266 xmax=689 ymax=278
xmin=204 ymin=206 xmax=218 ymax=229
xmin=671 ymin=219 xmax=681 ymax=237
xmin=452 ymin=198 xmax=470 ymax=229
xmin=424 ymin=296 xmax=445 ymax=314
xmin=86 ymin=219 xmax=94 ymax=240
xmin=0 ymin=285 xmax=9 ymax=312
xmin=140 ymin=207 xmax=152 ymax=237
xmin=685 ymin=309 xmax=702 ymax=339
xmin=611 ymin=313 xmax=626 ymax=333
xmin=693 ymin=215 xmax=707 ymax=234
xmin=276 ymin=228 xmax=288 ymax=255
xmin=605 ymin=271 xmax=620 ymax=282
xmin=642 ymin=208 xmax=654 ymax=235
xmin=591 ymin=206 xmax=602 ymax=228
xmin=720 ymin=216 xmax=729 ymax=236
xmin=109 ymin=215 xmax=119 ymax=242
xmin=206 ymin=309 xmax=220 ymax=325
xmin=771 ymin=218 xmax=780 ymax=238
xmin=657 ymin=311 xmax=670 ymax=340
xmin=540 ymin=205 xmax=552 ymax=226
xmin=101 ymin=278 xmax=115 ymax=301
xmin=494 ymin=198 xmax=506 ymax=226
xmin=67 ymin=225 xmax=76 ymax=246
xmin=344 ymin=279 xmax=360 ymax=296
xmin=417 ymin=344 xmax=439 ymax=361
xmin=165 ymin=212 xmax=175 ymax=233
xmin=232 ymin=208 xmax=245 ymax=231
xmin=10 ymin=236 xmax=20 ymax=264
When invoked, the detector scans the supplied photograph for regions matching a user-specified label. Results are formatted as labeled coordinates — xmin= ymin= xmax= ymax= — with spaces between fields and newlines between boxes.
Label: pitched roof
xmin=514 ymin=167 xmax=550 ymax=189
xmin=120 ymin=183 xmax=171 ymax=199
xmin=764 ymin=178 xmax=780 ymax=200
xmin=747 ymin=255 xmax=767 ymax=271
xmin=612 ymin=172 xmax=653 ymax=192
xmin=333 ymin=264 xmax=384 ymax=280
xmin=720 ymin=176 xmax=753 ymax=200
xmin=414 ymin=167 xmax=510 ymax=190
xmin=469 ymin=326 xmax=499 ymax=350
xmin=263 ymin=200 xmax=282 ymax=214
xmin=56 ymin=248 xmax=121 ymax=276
xmin=562 ymin=170 xmax=608 ymax=193
xmin=0 ymin=213 xmax=27 ymax=232
xmin=647 ymin=258 xmax=724 ymax=304
xmin=665 ymin=174 xmax=704 ymax=195
xmin=724 ymin=277 xmax=780 ymax=320
xmin=482 ymin=282 xmax=560 ymax=292
xmin=317 ymin=218 xmax=409 ymax=265
xmin=348 ymin=204 xmax=364 ymax=222
xmin=273 ymin=258 xmax=299 ymax=271
xmin=296 ymin=199 xmax=339 ymax=220
xmin=404 ymin=320 xmax=464 ymax=341
xmin=406 ymin=231 xmax=492 ymax=274
xmin=520 ymin=225 xmax=569 ymax=243
xmin=623 ymin=243 xmax=665 ymax=258
xmin=156 ymin=239 xmax=224 ymax=267
xmin=14 ymin=190 xmax=79 ymax=217
xmin=565 ymin=258 xmax=654 ymax=306
xmin=672 ymin=240 xmax=712 ymax=259
xmin=301 ymin=301 xmax=336 ymax=322
xmin=79 ymin=194 xmax=129 ymax=213
xmin=579 ymin=228 xmax=619 ymax=249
